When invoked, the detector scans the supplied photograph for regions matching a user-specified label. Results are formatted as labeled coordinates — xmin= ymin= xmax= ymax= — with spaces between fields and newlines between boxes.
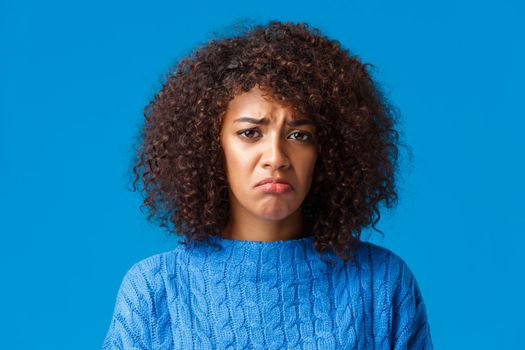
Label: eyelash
xmin=237 ymin=128 xmax=313 ymax=142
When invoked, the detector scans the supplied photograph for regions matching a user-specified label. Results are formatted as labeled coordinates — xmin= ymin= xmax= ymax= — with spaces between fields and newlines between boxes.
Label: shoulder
xmin=357 ymin=242 xmax=434 ymax=347
xmin=355 ymin=241 xmax=421 ymax=296
xmin=357 ymin=240 xmax=406 ymax=264
xmin=124 ymin=251 xmax=166 ymax=278
xmin=103 ymin=248 xmax=184 ymax=349
xmin=357 ymin=240 xmax=415 ymax=276
xmin=106 ymin=249 xmax=182 ymax=326
xmin=121 ymin=246 xmax=183 ymax=285
xmin=114 ymin=246 xmax=186 ymax=302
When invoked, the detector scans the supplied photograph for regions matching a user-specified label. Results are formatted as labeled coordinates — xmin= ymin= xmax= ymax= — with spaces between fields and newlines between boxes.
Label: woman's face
xmin=220 ymin=85 xmax=318 ymax=222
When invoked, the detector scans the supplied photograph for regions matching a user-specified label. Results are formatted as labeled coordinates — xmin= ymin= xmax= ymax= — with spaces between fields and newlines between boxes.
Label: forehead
xmin=225 ymin=85 xmax=295 ymax=118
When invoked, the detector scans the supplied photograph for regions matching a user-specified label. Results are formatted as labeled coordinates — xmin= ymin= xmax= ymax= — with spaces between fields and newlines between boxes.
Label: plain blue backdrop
xmin=1 ymin=0 xmax=523 ymax=348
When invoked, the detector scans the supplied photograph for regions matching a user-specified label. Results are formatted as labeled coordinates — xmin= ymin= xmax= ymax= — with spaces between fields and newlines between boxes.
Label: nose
xmin=261 ymin=133 xmax=290 ymax=170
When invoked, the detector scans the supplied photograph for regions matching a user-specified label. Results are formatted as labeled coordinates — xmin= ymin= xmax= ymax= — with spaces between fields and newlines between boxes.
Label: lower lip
xmin=257 ymin=183 xmax=293 ymax=194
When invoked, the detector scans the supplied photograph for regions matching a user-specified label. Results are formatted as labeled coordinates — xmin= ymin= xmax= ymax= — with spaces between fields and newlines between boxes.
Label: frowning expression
xmin=219 ymin=85 xmax=318 ymax=221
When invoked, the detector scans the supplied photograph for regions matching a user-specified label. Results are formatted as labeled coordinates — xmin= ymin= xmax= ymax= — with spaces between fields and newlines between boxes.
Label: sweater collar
xmin=179 ymin=235 xmax=329 ymax=284
xmin=208 ymin=234 xmax=315 ymax=248
xmin=195 ymin=234 xmax=316 ymax=261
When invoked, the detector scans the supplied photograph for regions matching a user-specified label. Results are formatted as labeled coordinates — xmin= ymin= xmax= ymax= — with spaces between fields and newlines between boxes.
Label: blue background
xmin=1 ymin=0 xmax=523 ymax=348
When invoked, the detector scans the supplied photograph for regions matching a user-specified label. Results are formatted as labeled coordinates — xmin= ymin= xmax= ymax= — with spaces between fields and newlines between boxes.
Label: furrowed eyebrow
xmin=288 ymin=118 xmax=317 ymax=127
xmin=233 ymin=117 xmax=316 ymax=127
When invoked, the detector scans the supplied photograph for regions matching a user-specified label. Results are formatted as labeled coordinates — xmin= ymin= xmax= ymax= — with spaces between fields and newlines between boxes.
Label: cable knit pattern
xmin=102 ymin=236 xmax=433 ymax=349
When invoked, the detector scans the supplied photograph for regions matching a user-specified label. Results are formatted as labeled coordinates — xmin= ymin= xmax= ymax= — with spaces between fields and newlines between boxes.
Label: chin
xmin=257 ymin=204 xmax=299 ymax=221
xmin=259 ymin=212 xmax=292 ymax=221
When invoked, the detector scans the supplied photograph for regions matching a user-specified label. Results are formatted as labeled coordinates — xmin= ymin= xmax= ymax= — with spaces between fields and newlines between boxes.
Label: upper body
xmin=108 ymin=20 xmax=434 ymax=350
xmin=102 ymin=235 xmax=433 ymax=349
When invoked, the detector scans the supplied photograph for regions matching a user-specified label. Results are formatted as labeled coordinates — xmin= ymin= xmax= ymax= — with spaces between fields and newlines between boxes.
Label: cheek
xmin=223 ymin=145 xmax=251 ymax=185
xmin=301 ymin=152 xmax=318 ymax=185
xmin=300 ymin=150 xmax=317 ymax=171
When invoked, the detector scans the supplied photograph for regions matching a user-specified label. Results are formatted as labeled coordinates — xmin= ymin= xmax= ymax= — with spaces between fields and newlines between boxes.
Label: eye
xmin=289 ymin=131 xmax=313 ymax=142
xmin=237 ymin=129 xmax=314 ymax=142
xmin=238 ymin=128 xmax=261 ymax=139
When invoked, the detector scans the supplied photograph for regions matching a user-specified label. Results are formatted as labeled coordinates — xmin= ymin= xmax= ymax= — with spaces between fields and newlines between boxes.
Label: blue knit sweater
xmin=102 ymin=235 xmax=433 ymax=349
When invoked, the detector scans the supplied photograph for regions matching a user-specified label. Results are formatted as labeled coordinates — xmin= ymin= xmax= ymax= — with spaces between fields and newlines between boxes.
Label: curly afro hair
xmin=131 ymin=19 xmax=406 ymax=264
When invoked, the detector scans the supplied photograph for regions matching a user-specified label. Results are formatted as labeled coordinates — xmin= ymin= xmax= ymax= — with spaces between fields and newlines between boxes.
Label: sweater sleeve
xmin=392 ymin=257 xmax=434 ymax=350
xmin=101 ymin=262 xmax=154 ymax=350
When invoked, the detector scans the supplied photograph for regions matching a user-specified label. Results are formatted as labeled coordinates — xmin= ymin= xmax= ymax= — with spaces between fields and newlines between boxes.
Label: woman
xmin=102 ymin=20 xmax=434 ymax=349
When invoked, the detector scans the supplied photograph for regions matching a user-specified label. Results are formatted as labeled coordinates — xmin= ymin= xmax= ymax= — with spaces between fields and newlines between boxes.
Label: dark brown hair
xmin=131 ymin=19 xmax=407 ymax=263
